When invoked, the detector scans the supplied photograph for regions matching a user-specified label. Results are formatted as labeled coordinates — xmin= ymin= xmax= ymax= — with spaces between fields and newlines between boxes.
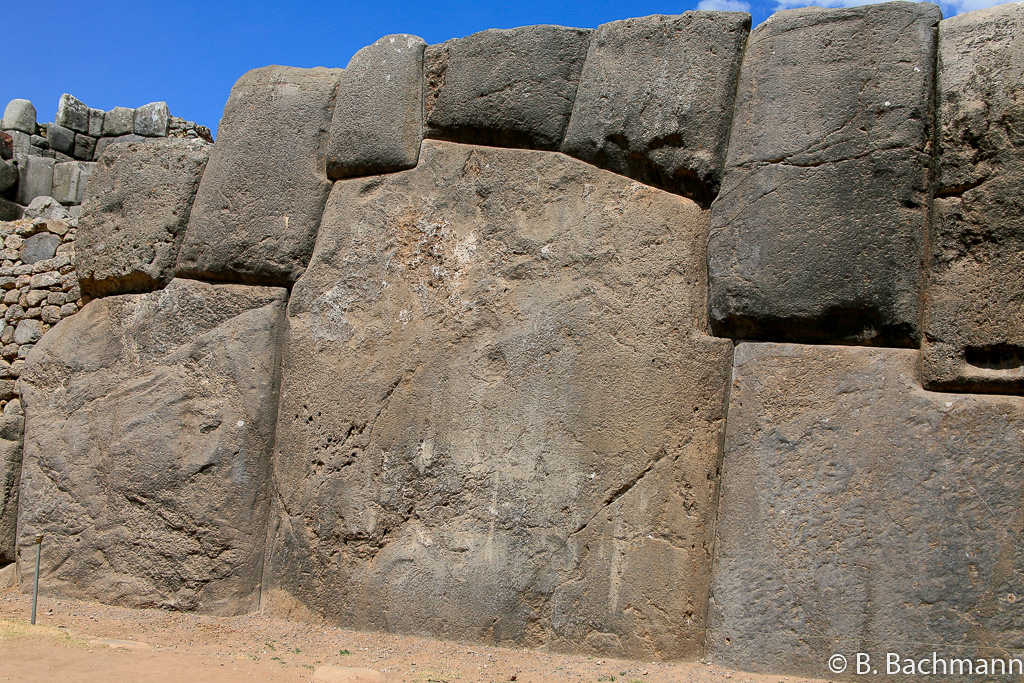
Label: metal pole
xmin=30 ymin=534 xmax=42 ymax=625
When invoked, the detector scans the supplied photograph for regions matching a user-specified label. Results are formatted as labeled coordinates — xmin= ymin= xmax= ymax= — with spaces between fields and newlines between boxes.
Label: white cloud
xmin=772 ymin=0 xmax=1016 ymax=16
xmin=698 ymin=0 xmax=753 ymax=11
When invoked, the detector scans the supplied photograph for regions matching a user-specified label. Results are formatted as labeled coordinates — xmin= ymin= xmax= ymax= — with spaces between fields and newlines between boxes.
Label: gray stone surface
xmin=88 ymin=108 xmax=104 ymax=137
xmin=24 ymin=195 xmax=72 ymax=221
xmin=50 ymin=161 xmax=94 ymax=206
xmin=707 ymin=3 xmax=940 ymax=346
xmin=924 ymin=4 xmax=1024 ymax=394
xmin=263 ymin=140 xmax=732 ymax=659
xmin=0 ymin=414 xmax=24 ymax=563
xmin=78 ymin=139 xmax=209 ymax=297
xmin=708 ymin=342 xmax=1024 ymax=679
xmin=7 ymin=130 xmax=30 ymax=157
xmin=423 ymin=26 xmax=592 ymax=150
xmin=94 ymin=134 xmax=148 ymax=159
xmin=562 ymin=12 xmax=749 ymax=205
xmin=13 ymin=319 xmax=41 ymax=345
xmin=46 ymin=123 xmax=75 ymax=156
xmin=17 ymin=278 xmax=287 ymax=614
xmin=134 ymin=101 xmax=170 ymax=137
xmin=0 ymin=199 xmax=21 ymax=222
xmin=20 ymin=233 xmax=62 ymax=265
xmin=56 ymin=93 xmax=90 ymax=133
xmin=102 ymin=107 xmax=135 ymax=137
xmin=2 ymin=99 xmax=36 ymax=135
xmin=325 ymin=34 xmax=426 ymax=179
xmin=0 ymin=159 xmax=16 ymax=193
xmin=15 ymin=155 xmax=56 ymax=206
xmin=176 ymin=66 xmax=341 ymax=286
xmin=74 ymin=133 xmax=97 ymax=161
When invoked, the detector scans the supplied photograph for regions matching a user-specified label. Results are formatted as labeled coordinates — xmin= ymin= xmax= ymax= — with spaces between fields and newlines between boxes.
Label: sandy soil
xmin=0 ymin=584 xmax=829 ymax=683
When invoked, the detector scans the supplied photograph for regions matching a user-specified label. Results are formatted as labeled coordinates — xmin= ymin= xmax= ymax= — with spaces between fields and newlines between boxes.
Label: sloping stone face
xmin=423 ymin=27 xmax=592 ymax=150
xmin=263 ymin=141 xmax=733 ymax=659
xmin=16 ymin=278 xmax=287 ymax=614
xmin=0 ymin=413 xmax=23 ymax=563
xmin=923 ymin=4 xmax=1024 ymax=394
xmin=176 ymin=66 xmax=341 ymax=287
xmin=325 ymin=34 xmax=426 ymax=180
xmin=77 ymin=139 xmax=210 ymax=297
xmin=561 ymin=12 xmax=750 ymax=206
xmin=708 ymin=342 xmax=1024 ymax=678
xmin=707 ymin=3 xmax=940 ymax=346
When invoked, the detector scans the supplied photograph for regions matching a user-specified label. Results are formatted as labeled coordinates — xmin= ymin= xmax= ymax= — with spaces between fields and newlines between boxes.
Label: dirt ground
xmin=0 ymin=583 xmax=829 ymax=683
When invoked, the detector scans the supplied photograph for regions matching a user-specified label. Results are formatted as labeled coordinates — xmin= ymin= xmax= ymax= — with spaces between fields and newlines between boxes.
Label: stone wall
xmin=0 ymin=94 xmax=212 ymax=214
xmin=3 ymin=1 xmax=1024 ymax=679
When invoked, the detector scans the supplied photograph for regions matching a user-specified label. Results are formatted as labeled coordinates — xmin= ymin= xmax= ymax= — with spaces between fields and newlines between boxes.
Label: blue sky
xmin=4 ymin=0 xmax=1013 ymax=137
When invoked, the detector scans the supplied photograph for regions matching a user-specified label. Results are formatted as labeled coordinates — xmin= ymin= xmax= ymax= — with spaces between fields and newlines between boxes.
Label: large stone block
xmin=423 ymin=26 xmax=591 ymax=150
xmin=16 ymin=278 xmax=287 ymax=614
xmin=102 ymin=106 xmax=135 ymax=137
xmin=176 ymin=66 xmax=341 ymax=286
xmin=56 ymin=93 xmax=90 ymax=134
xmin=263 ymin=140 xmax=732 ymax=659
xmin=708 ymin=342 xmax=1024 ymax=678
xmin=325 ymin=34 xmax=425 ymax=180
xmin=78 ymin=139 xmax=209 ymax=297
xmin=707 ymin=3 xmax=940 ymax=346
xmin=0 ymin=414 xmax=23 ymax=563
xmin=0 ymin=159 xmax=16 ymax=193
xmin=924 ymin=4 xmax=1024 ymax=394
xmin=2 ymin=99 xmax=36 ymax=135
xmin=134 ymin=101 xmax=170 ymax=137
xmin=46 ymin=123 xmax=75 ymax=156
xmin=562 ymin=12 xmax=749 ymax=205
xmin=15 ymin=155 xmax=55 ymax=206
xmin=50 ymin=161 xmax=93 ymax=206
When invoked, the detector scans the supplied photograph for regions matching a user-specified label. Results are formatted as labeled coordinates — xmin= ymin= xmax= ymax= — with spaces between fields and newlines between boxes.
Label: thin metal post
xmin=30 ymin=534 xmax=42 ymax=625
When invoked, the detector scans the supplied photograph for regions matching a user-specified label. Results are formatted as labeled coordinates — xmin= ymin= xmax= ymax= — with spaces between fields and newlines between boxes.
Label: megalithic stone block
xmin=423 ymin=26 xmax=592 ymax=150
xmin=2 ymin=99 xmax=36 ymax=134
xmin=325 ymin=34 xmax=426 ymax=180
xmin=707 ymin=3 xmax=940 ymax=346
xmin=56 ymin=93 xmax=90 ymax=134
xmin=17 ymin=278 xmax=288 ymax=614
xmin=102 ymin=106 xmax=135 ymax=137
xmin=263 ymin=140 xmax=733 ymax=660
xmin=924 ymin=4 xmax=1024 ymax=394
xmin=708 ymin=342 xmax=1024 ymax=678
xmin=134 ymin=101 xmax=170 ymax=137
xmin=0 ymin=412 xmax=23 ymax=563
xmin=50 ymin=161 xmax=94 ymax=206
xmin=78 ymin=139 xmax=209 ymax=296
xmin=15 ymin=154 xmax=56 ymax=206
xmin=176 ymin=66 xmax=342 ymax=286
xmin=561 ymin=11 xmax=750 ymax=206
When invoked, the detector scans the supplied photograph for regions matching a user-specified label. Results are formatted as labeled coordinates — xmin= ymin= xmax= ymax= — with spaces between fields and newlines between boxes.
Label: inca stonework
xmin=2 ymin=2 xmax=1023 ymax=680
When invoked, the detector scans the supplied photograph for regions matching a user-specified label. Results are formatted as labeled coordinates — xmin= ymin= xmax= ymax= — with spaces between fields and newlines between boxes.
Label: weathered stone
xmin=74 ymin=133 xmax=97 ymax=161
xmin=708 ymin=342 xmax=1024 ymax=678
xmin=0 ymin=131 xmax=12 ymax=160
xmin=12 ymin=319 xmax=41 ymax=345
xmin=102 ymin=107 xmax=135 ymax=137
xmin=17 ymin=278 xmax=287 ymax=613
xmin=59 ymin=303 xmax=78 ymax=317
xmin=0 ymin=159 xmax=16 ymax=193
xmin=78 ymin=139 xmax=210 ymax=297
xmin=46 ymin=123 xmax=75 ymax=156
xmin=40 ymin=306 xmax=61 ymax=324
xmin=29 ymin=272 xmax=59 ymax=289
xmin=423 ymin=26 xmax=591 ymax=150
xmin=94 ymin=133 xmax=148 ymax=160
xmin=6 ymin=130 xmax=30 ymax=157
xmin=325 ymin=34 xmax=426 ymax=180
xmin=133 ymin=102 xmax=170 ymax=137
xmin=88 ymin=108 xmax=104 ymax=138
xmin=23 ymin=196 xmax=72 ymax=221
xmin=2 ymin=99 xmax=36 ymax=135
xmin=0 ymin=200 xmax=22 ymax=222
xmin=924 ymin=4 xmax=1024 ymax=394
xmin=20 ymin=233 xmax=62 ymax=265
xmin=176 ymin=66 xmax=341 ymax=286
xmin=56 ymin=94 xmax=90 ymax=133
xmin=0 ymin=413 xmax=24 ymax=563
xmin=29 ymin=135 xmax=48 ymax=151
xmin=706 ymin=3 xmax=940 ymax=346
xmin=562 ymin=12 xmax=749 ymax=205
xmin=15 ymin=155 xmax=56 ymax=206
xmin=263 ymin=141 xmax=732 ymax=659
xmin=50 ymin=161 xmax=92 ymax=206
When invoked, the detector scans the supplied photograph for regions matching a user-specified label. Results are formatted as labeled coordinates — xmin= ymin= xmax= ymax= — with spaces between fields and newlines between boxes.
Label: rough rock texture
xmin=423 ymin=27 xmax=592 ymax=150
xmin=56 ymin=94 xmax=91 ymax=134
xmin=0 ymin=411 xmax=24 ymax=563
xmin=102 ymin=107 xmax=134 ymax=137
xmin=707 ymin=3 xmax=940 ymax=346
xmin=2 ymin=100 xmax=36 ymax=135
xmin=15 ymin=155 xmax=55 ymax=206
xmin=924 ymin=4 xmax=1024 ymax=393
xmin=134 ymin=102 xmax=170 ymax=138
xmin=326 ymin=34 xmax=426 ymax=179
xmin=46 ymin=123 xmax=75 ymax=156
xmin=176 ymin=66 xmax=341 ymax=286
xmin=708 ymin=342 xmax=1024 ymax=678
xmin=0 ymin=159 xmax=16 ymax=193
xmin=50 ymin=161 xmax=93 ymax=206
xmin=262 ymin=140 xmax=732 ymax=659
xmin=77 ymin=139 xmax=210 ymax=297
xmin=16 ymin=278 xmax=287 ymax=614
xmin=562 ymin=12 xmax=749 ymax=206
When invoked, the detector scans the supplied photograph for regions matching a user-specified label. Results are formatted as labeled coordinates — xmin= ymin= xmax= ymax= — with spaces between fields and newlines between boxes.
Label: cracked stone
xmin=262 ymin=141 xmax=733 ymax=660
